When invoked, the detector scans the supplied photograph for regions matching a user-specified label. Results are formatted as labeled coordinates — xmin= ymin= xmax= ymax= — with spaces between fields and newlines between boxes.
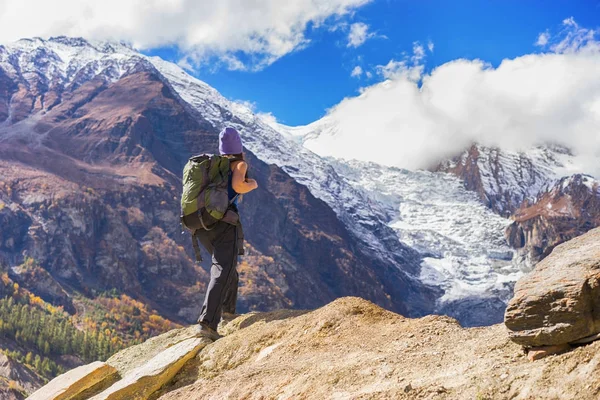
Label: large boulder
xmin=505 ymin=227 xmax=600 ymax=346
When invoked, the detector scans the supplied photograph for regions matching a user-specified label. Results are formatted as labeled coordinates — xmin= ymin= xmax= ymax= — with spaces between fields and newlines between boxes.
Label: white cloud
xmin=376 ymin=59 xmax=424 ymax=82
xmin=351 ymin=65 xmax=363 ymax=77
xmin=0 ymin=0 xmax=371 ymax=71
xmin=536 ymin=16 xmax=599 ymax=53
xmin=412 ymin=42 xmax=425 ymax=62
xmin=536 ymin=31 xmax=550 ymax=47
xmin=347 ymin=22 xmax=374 ymax=47
xmin=427 ymin=40 xmax=434 ymax=52
xmin=303 ymin=20 xmax=600 ymax=176
xmin=374 ymin=41 xmax=428 ymax=82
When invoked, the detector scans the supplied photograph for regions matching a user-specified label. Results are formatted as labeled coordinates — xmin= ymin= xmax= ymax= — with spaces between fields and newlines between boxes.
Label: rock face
xmin=505 ymin=227 xmax=600 ymax=346
xmin=9 ymin=265 xmax=75 ymax=314
xmin=506 ymin=175 xmax=600 ymax=268
xmin=0 ymin=352 xmax=44 ymax=394
xmin=435 ymin=144 xmax=569 ymax=217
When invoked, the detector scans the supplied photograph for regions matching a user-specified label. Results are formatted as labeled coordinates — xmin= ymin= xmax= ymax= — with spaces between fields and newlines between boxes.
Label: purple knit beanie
xmin=219 ymin=127 xmax=243 ymax=155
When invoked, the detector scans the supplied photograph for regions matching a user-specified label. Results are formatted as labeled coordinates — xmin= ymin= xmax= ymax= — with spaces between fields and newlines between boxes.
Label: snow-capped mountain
xmin=152 ymin=57 xmax=419 ymax=273
xmin=147 ymin=51 xmax=527 ymax=324
xmin=3 ymin=36 xmax=598 ymax=330
xmin=436 ymin=144 xmax=581 ymax=216
xmin=262 ymin=103 xmax=600 ymax=324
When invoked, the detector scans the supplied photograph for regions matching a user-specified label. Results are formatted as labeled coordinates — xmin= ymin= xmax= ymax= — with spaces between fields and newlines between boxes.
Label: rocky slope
xmin=31 ymin=296 xmax=600 ymax=400
xmin=0 ymin=353 xmax=43 ymax=399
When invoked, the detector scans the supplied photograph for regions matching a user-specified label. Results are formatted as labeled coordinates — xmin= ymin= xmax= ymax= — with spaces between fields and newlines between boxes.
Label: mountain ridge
xmin=0 ymin=35 xmax=436 ymax=330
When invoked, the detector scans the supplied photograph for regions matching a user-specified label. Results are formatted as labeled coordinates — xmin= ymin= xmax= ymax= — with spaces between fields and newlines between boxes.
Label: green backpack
xmin=180 ymin=154 xmax=241 ymax=262
xmin=181 ymin=154 xmax=233 ymax=224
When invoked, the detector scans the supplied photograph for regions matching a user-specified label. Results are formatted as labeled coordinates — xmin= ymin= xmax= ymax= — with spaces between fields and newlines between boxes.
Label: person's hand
xmin=246 ymin=179 xmax=258 ymax=190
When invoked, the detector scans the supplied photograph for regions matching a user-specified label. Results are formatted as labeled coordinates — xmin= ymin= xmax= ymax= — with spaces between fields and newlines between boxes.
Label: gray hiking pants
xmin=197 ymin=221 xmax=240 ymax=330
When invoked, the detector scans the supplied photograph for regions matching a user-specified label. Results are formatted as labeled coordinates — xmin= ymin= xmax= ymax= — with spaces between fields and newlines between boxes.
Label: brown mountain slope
xmin=0 ymin=64 xmax=434 ymax=324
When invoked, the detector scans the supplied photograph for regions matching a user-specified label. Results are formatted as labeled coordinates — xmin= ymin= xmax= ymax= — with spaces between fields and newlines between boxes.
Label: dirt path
xmin=155 ymin=297 xmax=600 ymax=399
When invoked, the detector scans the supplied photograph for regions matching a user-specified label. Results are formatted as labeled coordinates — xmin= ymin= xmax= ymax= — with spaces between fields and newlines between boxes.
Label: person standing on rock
xmin=194 ymin=127 xmax=258 ymax=339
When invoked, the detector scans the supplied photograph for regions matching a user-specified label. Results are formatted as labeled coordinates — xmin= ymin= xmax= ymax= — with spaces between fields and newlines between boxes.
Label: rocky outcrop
xmin=105 ymin=325 xmax=206 ymax=376
xmin=9 ymin=265 xmax=75 ymax=314
xmin=0 ymin=353 xmax=44 ymax=395
xmin=505 ymin=227 xmax=600 ymax=347
xmin=506 ymin=175 xmax=600 ymax=268
xmin=34 ymin=297 xmax=600 ymax=400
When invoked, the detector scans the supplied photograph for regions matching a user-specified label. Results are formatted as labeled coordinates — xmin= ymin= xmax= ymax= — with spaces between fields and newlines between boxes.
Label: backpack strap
xmin=191 ymin=230 xmax=203 ymax=263
xmin=198 ymin=211 xmax=215 ymax=231
xmin=227 ymin=155 xmax=245 ymax=163
xmin=226 ymin=156 xmax=245 ymax=205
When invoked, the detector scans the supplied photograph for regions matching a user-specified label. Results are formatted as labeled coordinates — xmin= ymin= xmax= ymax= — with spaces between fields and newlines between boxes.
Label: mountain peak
xmin=48 ymin=36 xmax=91 ymax=47
xmin=8 ymin=35 xmax=136 ymax=53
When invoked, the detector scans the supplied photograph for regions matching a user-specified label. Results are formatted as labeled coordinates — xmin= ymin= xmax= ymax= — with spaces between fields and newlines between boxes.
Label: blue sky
xmin=144 ymin=0 xmax=600 ymax=126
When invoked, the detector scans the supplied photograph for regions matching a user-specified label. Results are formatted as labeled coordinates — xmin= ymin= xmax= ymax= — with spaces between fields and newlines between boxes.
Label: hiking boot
xmin=192 ymin=321 xmax=222 ymax=341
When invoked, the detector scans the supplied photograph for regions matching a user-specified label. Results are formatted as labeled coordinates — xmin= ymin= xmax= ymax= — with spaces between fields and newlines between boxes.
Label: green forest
xmin=0 ymin=267 xmax=178 ymax=383
xmin=0 ymin=295 xmax=122 ymax=378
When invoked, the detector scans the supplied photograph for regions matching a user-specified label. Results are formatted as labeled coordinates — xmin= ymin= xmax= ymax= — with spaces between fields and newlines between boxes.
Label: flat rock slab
xmin=106 ymin=325 xmax=201 ymax=376
xmin=90 ymin=337 xmax=208 ymax=400
xmin=505 ymin=227 xmax=600 ymax=347
xmin=28 ymin=361 xmax=118 ymax=400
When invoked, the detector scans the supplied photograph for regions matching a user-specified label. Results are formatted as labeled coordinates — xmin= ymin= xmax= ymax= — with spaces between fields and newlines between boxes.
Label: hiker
xmin=190 ymin=127 xmax=258 ymax=339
